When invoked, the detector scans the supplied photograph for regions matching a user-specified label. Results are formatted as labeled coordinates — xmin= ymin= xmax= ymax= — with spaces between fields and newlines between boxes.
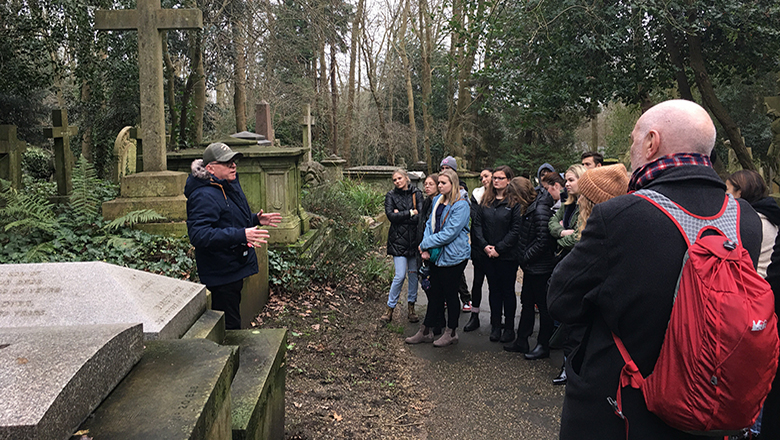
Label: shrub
xmin=22 ymin=146 xmax=54 ymax=180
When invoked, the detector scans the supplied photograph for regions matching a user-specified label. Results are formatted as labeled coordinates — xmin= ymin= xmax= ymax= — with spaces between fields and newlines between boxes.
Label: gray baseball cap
xmin=203 ymin=142 xmax=243 ymax=164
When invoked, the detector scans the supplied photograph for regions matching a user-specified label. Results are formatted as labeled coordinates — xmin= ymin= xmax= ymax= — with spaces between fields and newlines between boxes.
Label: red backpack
xmin=610 ymin=189 xmax=779 ymax=436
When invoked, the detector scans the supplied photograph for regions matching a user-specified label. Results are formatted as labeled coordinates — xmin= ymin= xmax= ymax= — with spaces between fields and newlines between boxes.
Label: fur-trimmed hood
xmin=190 ymin=159 xmax=210 ymax=179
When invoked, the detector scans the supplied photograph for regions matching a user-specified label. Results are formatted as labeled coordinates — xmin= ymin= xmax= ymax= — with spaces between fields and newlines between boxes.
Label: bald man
xmin=548 ymin=100 xmax=763 ymax=439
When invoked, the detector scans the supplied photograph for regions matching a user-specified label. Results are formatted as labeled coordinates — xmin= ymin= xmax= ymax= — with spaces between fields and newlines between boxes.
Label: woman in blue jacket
xmin=405 ymin=169 xmax=471 ymax=347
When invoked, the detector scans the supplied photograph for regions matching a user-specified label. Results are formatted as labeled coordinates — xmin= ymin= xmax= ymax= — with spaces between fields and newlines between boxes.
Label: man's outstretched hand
xmin=245 ymin=227 xmax=271 ymax=248
xmin=257 ymin=210 xmax=282 ymax=227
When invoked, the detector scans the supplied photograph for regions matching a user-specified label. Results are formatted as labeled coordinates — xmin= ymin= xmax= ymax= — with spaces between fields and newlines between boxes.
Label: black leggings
xmin=517 ymin=272 xmax=554 ymax=347
xmin=484 ymin=259 xmax=519 ymax=327
xmin=471 ymin=258 xmax=487 ymax=308
xmin=423 ymin=260 xmax=468 ymax=330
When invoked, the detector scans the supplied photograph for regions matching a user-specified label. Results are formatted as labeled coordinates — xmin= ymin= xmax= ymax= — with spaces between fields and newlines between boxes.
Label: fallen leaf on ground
xmin=333 ymin=412 xmax=343 ymax=422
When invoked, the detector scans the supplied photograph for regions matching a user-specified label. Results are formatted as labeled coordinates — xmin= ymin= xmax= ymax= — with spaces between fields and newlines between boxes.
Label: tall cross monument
xmin=95 ymin=0 xmax=202 ymax=235
xmin=95 ymin=0 xmax=202 ymax=172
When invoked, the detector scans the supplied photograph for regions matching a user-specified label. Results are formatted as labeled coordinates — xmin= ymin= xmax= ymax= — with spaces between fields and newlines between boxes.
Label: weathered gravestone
xmin=300 ymin=104 xmax=315 ymax=162
xmin=0 ymin=324 xmax=143 ymax=440
xmin=96 ymin=0 xmax=202 ymax=236
xmin=0 ymin=262 xmax=206 ymax=340
xmin=255 ymin=101 xmax=274 ymax=145
xmin=0 ymin=125 xmax=25 ymax=190
xmin=43 ymin=109 xmax=78 ymax=203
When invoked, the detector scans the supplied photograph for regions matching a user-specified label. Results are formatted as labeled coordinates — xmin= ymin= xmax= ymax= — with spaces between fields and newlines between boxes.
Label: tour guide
xmin=185 ymin=142 xmax=282 ymax=330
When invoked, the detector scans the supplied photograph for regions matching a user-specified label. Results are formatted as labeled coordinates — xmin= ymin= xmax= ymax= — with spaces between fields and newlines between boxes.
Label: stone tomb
xmin=0 ymin=324 xmax=143 ymax=440
xmin=0 ymin=262 xmax=206 ymax=340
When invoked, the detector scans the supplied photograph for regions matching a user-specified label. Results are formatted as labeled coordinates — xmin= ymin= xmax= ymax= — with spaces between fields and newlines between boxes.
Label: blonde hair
xmin=392 ymin=169 xmax=410 ymax=188
xmin=564 ymin=164 xmax=588 ymax=206
xmin=576 ymin=196 xmax=594 ymax=239
xmin=438 ymin=169 xmax=461 ymax=203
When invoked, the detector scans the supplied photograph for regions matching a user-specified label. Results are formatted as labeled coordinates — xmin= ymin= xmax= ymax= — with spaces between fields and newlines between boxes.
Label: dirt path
xmin=255 ymin=263 xmax=564 ymax=440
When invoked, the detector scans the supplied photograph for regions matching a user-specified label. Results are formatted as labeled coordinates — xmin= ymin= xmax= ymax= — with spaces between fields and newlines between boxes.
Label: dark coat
xmin=185 ymin=160 xmax=260 ymax=287
xmin=385 ymin=186 xmax=424 ymax=258
xmin=472 ymin=197 xmax=523 ymax=262
xmin=547 ymin=165 xmax=762 ymax=440
xmin=761 ymin=231 xmax=780 ymax=439
xmin=518 ymin=190 xmax=557 ymax=274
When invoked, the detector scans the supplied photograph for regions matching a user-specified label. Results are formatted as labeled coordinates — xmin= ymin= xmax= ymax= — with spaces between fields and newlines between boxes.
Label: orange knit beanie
xmin=578 ymin=163 xmax=629 ymax=204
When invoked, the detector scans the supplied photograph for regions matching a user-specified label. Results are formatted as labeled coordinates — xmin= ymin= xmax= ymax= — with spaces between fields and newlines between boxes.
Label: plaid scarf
xmin=628 ymin=153 xmax=712 ymax=191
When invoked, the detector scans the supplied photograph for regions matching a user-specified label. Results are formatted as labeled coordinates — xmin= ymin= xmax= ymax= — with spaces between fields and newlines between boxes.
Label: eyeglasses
xmin=211 ymin=160 xmax=237 ymax=168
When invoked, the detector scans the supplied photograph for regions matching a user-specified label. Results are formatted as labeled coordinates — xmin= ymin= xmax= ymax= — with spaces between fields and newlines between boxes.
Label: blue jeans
xmin=387 ymin=256 xmax=418 ymax=308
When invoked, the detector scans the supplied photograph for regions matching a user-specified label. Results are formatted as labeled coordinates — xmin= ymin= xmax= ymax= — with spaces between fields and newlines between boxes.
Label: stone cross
xmin=0 ymin=125 xmax=24 ymax=190
xmin=95 ymin=0 xmax=202 ymax=172
xmin=300 ymin=104 xmax=315 ymax=161
xmin=255 ymin=101 xmax=274 ymax=144
xmin=43 ymin=109 xmax=77 ymax=198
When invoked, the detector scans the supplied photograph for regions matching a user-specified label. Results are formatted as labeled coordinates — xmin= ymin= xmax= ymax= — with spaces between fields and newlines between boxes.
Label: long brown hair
xmin=481 ymin=165 xmax=515 ymax=207
xmin=727 ymin=170 xmax=768 ymax=204
xmin=509 ymin=177 xmax=536 ymax=214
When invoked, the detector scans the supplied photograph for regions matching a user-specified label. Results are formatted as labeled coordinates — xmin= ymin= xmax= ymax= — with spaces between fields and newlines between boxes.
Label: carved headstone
xmin=255 ymin=101 xmax=274 ymax=144
xmin=0 ymin=262 xmax=207 ymax=340
xmin=111 ymin=126 xmax=138 ymax=183
xmin=43 ymin=109 xmax=78 ymax=200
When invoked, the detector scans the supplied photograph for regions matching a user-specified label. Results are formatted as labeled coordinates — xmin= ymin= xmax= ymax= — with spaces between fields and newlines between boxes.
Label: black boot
xmin=489 ymin=325 xmax=502 ymax=342
xmin=463 ymin=313 xmax=480 ymax=332
xmin=524 ymin=344 xmax=550 ymax=360
xmin=499 ymin=324 xmax=515 ymax=343
xmin=552 ymin=364 xmax=567 ymax=385
xmin=503 ymin=336 xmax=529 ymax=353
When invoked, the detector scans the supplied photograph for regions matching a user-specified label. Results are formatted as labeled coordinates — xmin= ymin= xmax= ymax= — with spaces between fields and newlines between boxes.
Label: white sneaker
xmin=462 ymin=301 xmax=472 ymax=313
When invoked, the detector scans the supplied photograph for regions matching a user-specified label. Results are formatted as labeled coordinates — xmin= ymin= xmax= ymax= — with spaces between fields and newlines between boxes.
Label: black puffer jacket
xmin=518 ymin=190 xmax=557 ymax=274
xmin=472 ymin=197 xmax=523 ymax=262
xmin=386 ymin=186 xmax=424 ymax=257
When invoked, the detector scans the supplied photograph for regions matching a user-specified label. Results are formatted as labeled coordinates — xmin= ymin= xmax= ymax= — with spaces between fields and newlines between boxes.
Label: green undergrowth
xmin=270 ymin=180 xmax=391 ymax=295
xmin=0 ymin=159 xmax=197 ymax=281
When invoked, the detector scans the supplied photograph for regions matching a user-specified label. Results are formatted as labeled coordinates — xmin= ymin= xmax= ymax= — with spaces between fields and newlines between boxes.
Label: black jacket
xmin=547 ymin=165 xmax=762 ymax=440
xmin=185 ymin=160 xmax=260 ymax=287
xmin=761 ymin=230 xmax=780 ymax=439
xmin=472 ymin=197 xmax=523 ymax=262
xmin=518 ymin=190 xmax=557 ymax=274
xmin=385 ymin=186 xmax=424 ymax=257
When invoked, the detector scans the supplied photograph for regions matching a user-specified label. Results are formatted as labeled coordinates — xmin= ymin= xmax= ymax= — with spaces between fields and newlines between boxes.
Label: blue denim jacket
xmin=420 ymin=194 xmax=470 ymax=267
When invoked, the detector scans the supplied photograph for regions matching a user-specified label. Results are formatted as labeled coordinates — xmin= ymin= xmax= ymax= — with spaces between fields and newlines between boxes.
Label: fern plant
xmin=0 ymin=186 xmax=59 ymax=235
xmin=69 ymin=156 xmax=101 ymax=220
xmin=105 ymin=209 xmax=167 ymax=231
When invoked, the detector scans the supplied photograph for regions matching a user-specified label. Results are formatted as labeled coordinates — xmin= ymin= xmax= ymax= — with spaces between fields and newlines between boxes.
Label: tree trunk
xmin=329 ymin=45 xmax=339 ymax=155
xmin=663 ymin=26 xmax=693 ymax=101
xmin=80 ymin=82 xmax=92 ymax=162
xmin=232 ymin=4 xmax=247 ymax=133
xmin=163 ymin=35 xmax=179 ymax=148
xmin=688 ymin=34 xmax=755 ymax=171
xmin=397 ymin=0 xmax=419 ymax=163
xmin=180 ymin=73 xmax=194 ymax=147
xmin=361 ymin=32 xmax=391 ymax=164
xmin=192 ymin=31 xmax=205 ymax=145
xmin=343 ymin=0 xmax=364 ymax=165
xmin=417 ymin=0 xmax=433 ymax=173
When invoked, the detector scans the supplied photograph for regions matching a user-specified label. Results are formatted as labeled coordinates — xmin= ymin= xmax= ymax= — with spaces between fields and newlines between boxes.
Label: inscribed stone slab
xmin=79 ymin=339 xmax=237 ymax=440
xmin=0 ymin=324 xmax=143 ymax=440
xmin=0 ymin=262 xmax=206 ymax=340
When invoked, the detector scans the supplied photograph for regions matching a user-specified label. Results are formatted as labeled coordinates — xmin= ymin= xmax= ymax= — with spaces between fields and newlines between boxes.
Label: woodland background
xmin=1 ymin=0 xmax=779 ymax=178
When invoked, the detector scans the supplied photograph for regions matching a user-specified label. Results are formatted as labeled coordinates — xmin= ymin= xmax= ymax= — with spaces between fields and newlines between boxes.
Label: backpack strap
xmin=633 ymin=189 xmax=740 ymax=246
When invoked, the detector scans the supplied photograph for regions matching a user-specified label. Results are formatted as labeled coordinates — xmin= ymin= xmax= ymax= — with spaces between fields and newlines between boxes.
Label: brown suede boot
xmin=433 ymin=328 xmax=459 ymax=347
xmin=379 ymin=306 xmax=394 ymax=323
xmin=407 ymin=302 xmax=419 ymax=323
xmin=405 ymin=325 xmax=434 ymax=344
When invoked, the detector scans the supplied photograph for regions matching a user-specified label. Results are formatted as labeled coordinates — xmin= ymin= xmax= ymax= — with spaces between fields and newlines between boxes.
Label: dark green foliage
xmin=269 ymin=181 xmax=391 ymax=294
xmin=0 ymin=167 xmax=196 ymax=281
xmin=22 ymin=147 xmax=54 ymax=180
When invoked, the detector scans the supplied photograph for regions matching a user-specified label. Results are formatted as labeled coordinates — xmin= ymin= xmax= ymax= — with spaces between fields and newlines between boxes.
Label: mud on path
xmin=254 ymin=283 xmax=431 ymax=440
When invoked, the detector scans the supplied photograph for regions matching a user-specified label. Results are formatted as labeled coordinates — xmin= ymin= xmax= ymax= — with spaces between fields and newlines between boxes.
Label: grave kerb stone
xmin=0 ymin=324 xmax=143 ymax=440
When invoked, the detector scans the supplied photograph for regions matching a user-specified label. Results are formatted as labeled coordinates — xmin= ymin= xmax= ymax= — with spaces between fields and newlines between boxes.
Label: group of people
xmin=380 ymin=99 xmax=780 ymax=439
xmin=381 ymin=148 xmax=632 ymax=358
